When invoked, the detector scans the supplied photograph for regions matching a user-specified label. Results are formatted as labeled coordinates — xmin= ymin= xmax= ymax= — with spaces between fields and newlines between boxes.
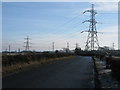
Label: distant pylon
xmin=18 ymin=48 xmax=20 ymax=53
xmin=67 ymin=42 xmax=69 ymax=50
xmin=24 ymin=36 xmax=31 ymax=51
xmin=81 ymin=4 xmax=100 ymax=51
xmin=112 ymin=42 xmax=115 ymax=50
xmin=9 ymin=45 xmax=11 ymax=55
xmin=5 ymin=48 xmax=7 ymax=52
xmin=75 ymin=43 xmax=78 ymax=49
xmin=52 ymin=42 xmax=54 ymax=51
xmin=48 ymin=46 xmax=50 ymax=51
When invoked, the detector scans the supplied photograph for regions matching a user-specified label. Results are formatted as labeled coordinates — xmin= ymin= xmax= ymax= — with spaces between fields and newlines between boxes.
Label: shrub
xmin=2 ymin=53 xmax=74 ymax=66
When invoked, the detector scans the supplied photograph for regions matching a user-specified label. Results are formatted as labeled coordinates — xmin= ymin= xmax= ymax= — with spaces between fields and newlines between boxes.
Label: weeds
xmin=2 ymin=53 xmax=75 ymax=77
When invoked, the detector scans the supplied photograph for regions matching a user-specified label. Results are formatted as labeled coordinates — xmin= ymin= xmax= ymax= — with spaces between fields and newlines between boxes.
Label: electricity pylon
xmin=67 ymin=42 xmax=69 ymax=50
xmin=9 ymin=45 xmax=11 ymax=55
xmin=52 ymin=42 xmax=54 ymax=51
xmin=81 ymin=4 xmax=100 ymax=51
xmin=24 ymin=36 xmax=31 ymax=51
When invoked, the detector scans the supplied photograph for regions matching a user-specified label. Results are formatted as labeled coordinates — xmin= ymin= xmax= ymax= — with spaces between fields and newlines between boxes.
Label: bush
xmin=2 ymin=53 xmax=74 ymax=66
xmin=109 ymin=57 xmax=120 ymax=80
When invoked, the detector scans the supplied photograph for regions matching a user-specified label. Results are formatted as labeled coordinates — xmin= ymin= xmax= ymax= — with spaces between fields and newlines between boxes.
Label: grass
xmin=109 ymin=56 xmax=120 ymax=80
xmin=2 ymin=56 xmax=75 ymax=77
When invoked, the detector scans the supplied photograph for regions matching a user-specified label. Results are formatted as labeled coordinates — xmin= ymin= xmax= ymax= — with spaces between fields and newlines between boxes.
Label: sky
xmin=0 ymin=2 xmax=2 ymax=52
xmin=2 ymin=2 xmax=118 ymax=51
xmin=118 ymin=2 xmax=120 ymax=49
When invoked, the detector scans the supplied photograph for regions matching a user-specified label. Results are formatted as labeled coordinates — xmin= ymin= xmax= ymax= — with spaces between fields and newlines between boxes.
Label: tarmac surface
xmin=3 ymin=56 xmax=94 ymax=88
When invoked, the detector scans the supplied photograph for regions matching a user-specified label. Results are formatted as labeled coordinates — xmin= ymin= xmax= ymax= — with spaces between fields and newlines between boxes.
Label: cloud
xmin=2 ymin=25 xmax=118 ymax=51
xmin=84 ymin=2 xmax=118 ymax=12
xmin=74 ymin=25 xmax=118 ymax=50
xmin=95 ymin=2 xmax=118 ymax=12
xmin=31 ymin=25 xmax=118 ymax=51
xmin=2 ymin=1 xmax=118 ymax=51
xmin=98 ymin=25 xmax=118 ymax=49
xmin=30 ymin=33 xmax=82 ymax=51
xmin=99 ymin=26 xmax=118 ymax=33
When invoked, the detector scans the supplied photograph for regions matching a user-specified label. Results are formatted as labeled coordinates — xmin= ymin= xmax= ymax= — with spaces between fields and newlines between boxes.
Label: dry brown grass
xmin=2 ymin=56 xmax=75 ymax=77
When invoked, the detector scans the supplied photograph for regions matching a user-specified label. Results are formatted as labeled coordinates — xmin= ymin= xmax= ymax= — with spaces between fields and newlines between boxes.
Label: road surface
xmin=3 ymin=56 xmax=94 ymax=88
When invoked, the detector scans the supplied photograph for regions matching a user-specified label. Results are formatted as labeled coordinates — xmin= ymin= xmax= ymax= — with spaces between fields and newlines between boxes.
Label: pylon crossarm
xmin=81 ymin=31 xmax=97 ymax=34
xmin=83 ymin=10 xmax=97 ymax=15
xmin=83 ymin=19 xmax=97 ymax=24
xmin=83 ymin=10 xmax=91 ymax=14
xmin=82 ymin=20 xmax=90 ymax=23
xmin=81 ymin=30 xmax=89 ymax=33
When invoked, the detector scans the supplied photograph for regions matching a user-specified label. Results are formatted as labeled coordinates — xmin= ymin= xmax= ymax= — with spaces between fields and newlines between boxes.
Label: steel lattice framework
xmin=24 ymin=36 xmax=31 ymax=51
xmin=81 ymin=4 xmax=99 ymax=51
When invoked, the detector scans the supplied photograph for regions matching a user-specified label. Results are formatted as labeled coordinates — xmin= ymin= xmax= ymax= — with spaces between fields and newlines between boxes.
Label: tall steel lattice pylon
xmin=24 ymin=36 xmax=31 ymax=51
xmin=81 ymin=4 xmax=99 ymax=51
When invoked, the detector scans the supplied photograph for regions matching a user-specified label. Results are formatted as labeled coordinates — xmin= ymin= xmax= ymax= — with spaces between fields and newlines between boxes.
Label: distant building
xmin=98 ymin=46 xmax=111 ymax=51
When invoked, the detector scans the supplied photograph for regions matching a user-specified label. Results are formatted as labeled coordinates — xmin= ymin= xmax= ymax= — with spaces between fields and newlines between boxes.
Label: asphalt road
xmin=3 ymin=56 xmax=94 ymax=88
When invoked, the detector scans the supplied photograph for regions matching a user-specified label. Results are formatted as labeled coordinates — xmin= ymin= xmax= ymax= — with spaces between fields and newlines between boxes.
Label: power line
xmin=51 ymin=14 xmax=82 ymax=35
xmin=61 ymin=14 xmax=81 ymax=27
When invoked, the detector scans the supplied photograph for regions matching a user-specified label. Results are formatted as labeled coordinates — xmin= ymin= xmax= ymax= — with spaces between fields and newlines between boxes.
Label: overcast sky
xmin=2 ymin=1 xmax=118 ymax=51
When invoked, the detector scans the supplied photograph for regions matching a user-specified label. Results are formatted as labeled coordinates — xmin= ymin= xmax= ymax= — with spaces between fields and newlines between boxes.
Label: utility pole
xmin=112 ymin=42 xmax=115 ymax=50
xmin=5 ymin=48 xmax=7 ymax=52
xmin=24 ymin=36 xmax=31 ymax=51
xmin=81 ymin=4 xmax=100 ymax=51
xmin=52 ymin=42 xmax=54 ymax=52
xmin=18 ymin=48 xmax=20 ymax=54
xmin=48 ymin=46 xmax=50 ymax=51
xmin=9 ymin=45 xmax=11 ymax=55
xmin=67 ymin=42 xmax=69 ymax=50
xmin=75 ymin=43 xmax=78 ymax=49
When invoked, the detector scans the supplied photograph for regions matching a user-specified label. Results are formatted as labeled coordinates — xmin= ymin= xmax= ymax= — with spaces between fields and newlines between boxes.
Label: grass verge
xmin=2 ymin=56 xmax=75 ymax=77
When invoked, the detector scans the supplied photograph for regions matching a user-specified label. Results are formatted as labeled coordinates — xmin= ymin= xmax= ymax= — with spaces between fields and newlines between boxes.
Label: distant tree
xmin=75 ymin=48 xmax=81 ymax=54
xmin=55 ymin=50 xmax=58 ymax=53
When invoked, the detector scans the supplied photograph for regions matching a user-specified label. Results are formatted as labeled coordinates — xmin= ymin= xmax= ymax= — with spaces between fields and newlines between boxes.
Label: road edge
xmin=92 ymin=56 xmax=101 ymax=89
